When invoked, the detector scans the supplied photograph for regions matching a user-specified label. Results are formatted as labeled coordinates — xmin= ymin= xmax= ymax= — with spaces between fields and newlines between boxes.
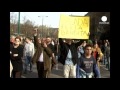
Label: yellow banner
xmin=58 ymin=14 xmax=90 ymax=39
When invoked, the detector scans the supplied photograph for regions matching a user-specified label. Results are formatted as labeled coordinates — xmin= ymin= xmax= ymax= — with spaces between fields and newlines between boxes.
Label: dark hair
xmin=84 ymin=44 xmax=93 ymax=49
xmin=15 ymin=36 xmax=21 ymax=41
xmin=26 ymin=37 xmax=32 ymax=40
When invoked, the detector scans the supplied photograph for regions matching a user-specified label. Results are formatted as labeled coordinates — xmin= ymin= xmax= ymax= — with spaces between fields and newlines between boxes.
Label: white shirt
xmin=24 ymin=42 xmax=34 ymax=57
xmin=38 ymin=51 xmax=43 ymax=62
xmin=65 ymin=49 xmax=73 ymax=65
xmin=51 ymin=41 xmax=54 ymax=46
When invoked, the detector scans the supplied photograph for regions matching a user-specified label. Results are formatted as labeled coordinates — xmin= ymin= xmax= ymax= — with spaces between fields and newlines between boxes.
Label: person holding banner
xmin=58 ymin=38 xmax=82 ymax=78
xmin=58 ymin=14 xmax=91 ymax=78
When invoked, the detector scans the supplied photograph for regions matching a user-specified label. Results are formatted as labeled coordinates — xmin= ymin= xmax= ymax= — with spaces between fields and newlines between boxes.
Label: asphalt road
xmin=21 ymin=63 xmax=110 ymax=78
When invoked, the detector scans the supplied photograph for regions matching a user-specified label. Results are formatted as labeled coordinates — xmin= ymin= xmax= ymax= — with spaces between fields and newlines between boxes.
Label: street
xmin=21 ymin=63 xmax=110 ymax=78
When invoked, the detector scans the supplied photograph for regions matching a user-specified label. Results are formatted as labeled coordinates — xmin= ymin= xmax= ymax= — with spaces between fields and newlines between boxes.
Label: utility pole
xmin=18 ymin=12 xmax=20 ymax=35
xmin=38 ymin=16 xmax=48 ymax=37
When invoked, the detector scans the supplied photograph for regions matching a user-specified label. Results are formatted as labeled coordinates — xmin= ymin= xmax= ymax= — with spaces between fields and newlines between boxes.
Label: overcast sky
xmin=10 ymin=12 xmax=88 ymax=28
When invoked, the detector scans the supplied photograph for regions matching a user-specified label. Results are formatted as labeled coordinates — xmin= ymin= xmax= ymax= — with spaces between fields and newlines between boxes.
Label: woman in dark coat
xmin=10 ymin=36 xmax=23 ymax=78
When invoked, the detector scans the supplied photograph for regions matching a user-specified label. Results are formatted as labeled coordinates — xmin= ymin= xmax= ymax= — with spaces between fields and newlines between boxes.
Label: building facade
xmin=85 ymin=12 xmax=110 ymax=41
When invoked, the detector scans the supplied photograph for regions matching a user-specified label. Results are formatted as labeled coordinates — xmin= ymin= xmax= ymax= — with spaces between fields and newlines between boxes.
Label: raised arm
xmin=59 ymin=38 xmax=65 ymax=46
xmin=75 ymin=40 xmax=82 ymax=48
xmin=33 ymin=29 xmax=40 ymax=48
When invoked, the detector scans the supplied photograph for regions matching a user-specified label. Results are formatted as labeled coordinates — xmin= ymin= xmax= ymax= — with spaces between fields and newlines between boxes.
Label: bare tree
xmin=10 ymin=14 xmax=57 ymax=39
xmin=10 ymin=12 xmax=17 ymax=34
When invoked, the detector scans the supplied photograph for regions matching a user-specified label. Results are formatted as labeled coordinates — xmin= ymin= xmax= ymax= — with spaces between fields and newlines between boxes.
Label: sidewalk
xmin=100 ymin=64 xmax=110 ymax=78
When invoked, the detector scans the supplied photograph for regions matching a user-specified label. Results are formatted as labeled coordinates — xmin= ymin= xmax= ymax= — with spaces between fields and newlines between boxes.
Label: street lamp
xmin=18 ymin=12 xmax=20 ymax=35
xmin=38 ymin=16 xmax=48 ymax=37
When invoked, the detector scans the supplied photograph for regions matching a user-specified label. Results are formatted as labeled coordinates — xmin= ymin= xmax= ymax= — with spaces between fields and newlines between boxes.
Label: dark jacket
xmin=58 ymin=38 xmax=81 ymax=65
xmin=105 ymin=46 xmax=110 ymax=57
xmin=10 ymin=45 xmax=23 ymax=71
xmin=54 ymin=44 xmax=60 ymax=56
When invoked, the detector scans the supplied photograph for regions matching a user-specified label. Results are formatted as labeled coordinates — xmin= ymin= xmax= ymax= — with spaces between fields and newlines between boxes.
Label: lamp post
xmin=38 ymin=16 xmax=48 ymax=37
xmin=18 ymin=12 xmax=20 ymax=35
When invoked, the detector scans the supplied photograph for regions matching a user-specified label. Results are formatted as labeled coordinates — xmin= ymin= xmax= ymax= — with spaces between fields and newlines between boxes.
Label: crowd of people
xmin=10 ymin=29 xmax=110 ymax=78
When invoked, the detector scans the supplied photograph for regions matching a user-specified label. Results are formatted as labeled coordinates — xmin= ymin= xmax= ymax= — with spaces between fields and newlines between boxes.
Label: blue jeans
xmin=24 ymin=56 xmax=32 ymax=72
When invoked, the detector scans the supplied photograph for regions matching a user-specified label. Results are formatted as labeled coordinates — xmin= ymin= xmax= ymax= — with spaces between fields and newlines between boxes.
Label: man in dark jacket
xmin=105 ymin=44 xmax=110 ymax=70
xmin=58 ymin=38 xmax=81 ymax=78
